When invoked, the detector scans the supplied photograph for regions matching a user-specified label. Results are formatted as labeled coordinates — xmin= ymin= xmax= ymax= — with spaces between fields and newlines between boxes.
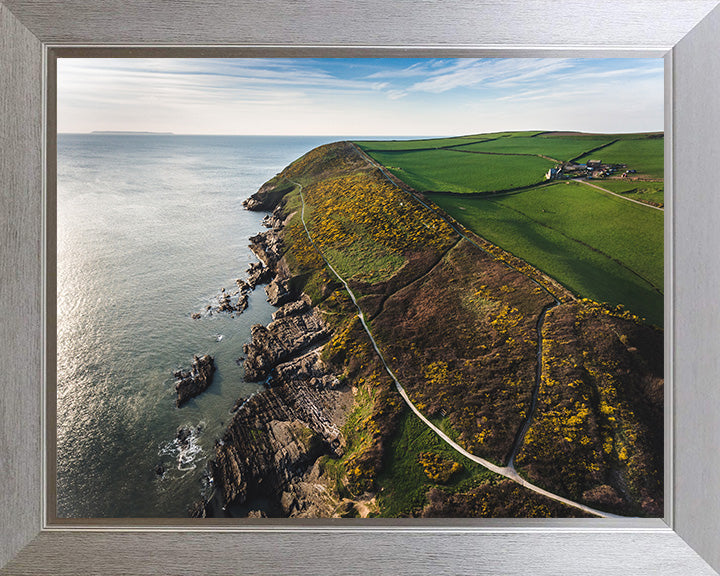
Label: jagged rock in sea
xmin=216 ymin=289 xmax=249 ymax=313
xmin=174 ymin=354 xmax=216 ymax=407
xmin=242 ymin=299 xmax=330 ymax=382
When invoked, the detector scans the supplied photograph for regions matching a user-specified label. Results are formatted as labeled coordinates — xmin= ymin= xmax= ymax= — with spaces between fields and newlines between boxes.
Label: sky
xmin=57 ymin=58 xmax=664 ymax=136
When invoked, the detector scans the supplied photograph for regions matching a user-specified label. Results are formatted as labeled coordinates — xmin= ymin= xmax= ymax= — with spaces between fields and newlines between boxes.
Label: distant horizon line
xmin=59 ymin=129 xmax=665 ymax=138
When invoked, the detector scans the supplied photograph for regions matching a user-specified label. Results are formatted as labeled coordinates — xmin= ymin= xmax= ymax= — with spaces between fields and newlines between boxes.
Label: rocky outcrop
xmin=246 ymin=261 xmax=273 ymax=289
xmin=249 ymin=230 xmax=283 ymax=271
xmin=243 ymin=207 xmax=289 ymax=299
xmin=211 ymin=370 xmax=344 ymax=511
xmin=271 ymin=350 xmax=341 ymax=391
xmin=243 ymin=178 xmax=296 ymax=211
xmin=265 ymin=276 xmax=292 ymax=306
xmin=215 ymin=286 xmax=249 ymax=314
xmin=174 ymin=355 xmax=215 ymax=407
xmin=242 ymin=297 xmax=330 ymax=382
xmin=194 ymin=169 xmax=350 ymax=517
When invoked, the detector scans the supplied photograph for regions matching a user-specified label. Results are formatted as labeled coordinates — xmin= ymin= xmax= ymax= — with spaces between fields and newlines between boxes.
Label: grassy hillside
xmin=517 ymin=301 xmax=664 ymax=516
xmin=355 ymin=131 xmax=663 ymax=326
xmin=367 ymin=148 xmax=554 ymax=193
xmin=576 ymin=136 xmax=664 ymax=178
xmin=249 ymin=140 xmax=663 ymax=517
xmin=453 ymin=135 xmax=616 ymax=162
xmin=593 ymin=179 xmax=664 ymax=207
xmin=428 ymin=181 xmax=663 ymax=326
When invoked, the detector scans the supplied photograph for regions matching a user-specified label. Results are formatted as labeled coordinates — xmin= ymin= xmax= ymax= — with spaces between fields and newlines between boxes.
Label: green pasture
xmin=591 ymin=179 xmax=665 ymax=206
xmin=367 ymin=149 xmax=554 ymax=193
xmin=453 ymin=135 xmax=616 ymax=162
xmin=354 ymin=137 xmax=487 ymax=151
xmin=355 ymin=131 xmax=548 ymax=152
xmin=577 ymin=137 xmax=664 ymax=178
xmin=461 ymin=131 xmax=546 ymax=139
xmin=427 ymin=181 xmax=664 ymax=326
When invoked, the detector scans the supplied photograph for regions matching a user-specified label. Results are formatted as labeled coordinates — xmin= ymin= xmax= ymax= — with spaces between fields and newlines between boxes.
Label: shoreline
xmin=190 ymin=200 xmax=352 ymax=518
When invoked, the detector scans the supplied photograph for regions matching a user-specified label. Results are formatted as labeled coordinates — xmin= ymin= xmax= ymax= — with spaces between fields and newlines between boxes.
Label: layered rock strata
xmin=211 ymin=368 xmax=344 ymax=512
xmin=242 ymin=296 xmax=330 ymax=382
xmin=197 ymin=189 xmax=348 ymax=517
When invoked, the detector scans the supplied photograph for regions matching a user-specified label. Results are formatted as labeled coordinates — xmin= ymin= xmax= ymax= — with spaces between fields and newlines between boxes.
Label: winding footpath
xmin=294 ymin=178 xmax=621 ymax=519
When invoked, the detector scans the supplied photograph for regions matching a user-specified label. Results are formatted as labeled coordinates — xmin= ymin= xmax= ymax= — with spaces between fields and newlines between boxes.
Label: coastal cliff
xmin=197 ymin=141 xmax=663 ymax=518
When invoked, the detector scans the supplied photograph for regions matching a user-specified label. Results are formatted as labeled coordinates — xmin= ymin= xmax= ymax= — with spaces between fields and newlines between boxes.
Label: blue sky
xmin=57 ymin=58 xmax=664 ymax=136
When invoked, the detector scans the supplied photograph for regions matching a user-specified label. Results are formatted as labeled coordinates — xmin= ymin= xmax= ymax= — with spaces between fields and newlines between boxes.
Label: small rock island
xmin=174 ymin=354 xmax=216 ymax=407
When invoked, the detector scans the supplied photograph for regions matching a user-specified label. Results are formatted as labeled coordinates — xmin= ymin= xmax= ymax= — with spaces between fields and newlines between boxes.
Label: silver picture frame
xmin=2 ymin=1 xmax=720 ymax=574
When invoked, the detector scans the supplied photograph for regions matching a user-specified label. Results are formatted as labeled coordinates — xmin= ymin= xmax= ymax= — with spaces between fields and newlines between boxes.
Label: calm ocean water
xmin=56 ymin=134 xmax=346 ymax=517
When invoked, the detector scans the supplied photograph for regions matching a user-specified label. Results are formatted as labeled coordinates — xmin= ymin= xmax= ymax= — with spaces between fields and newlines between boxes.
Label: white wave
xmin=158 ymin=422 xmax=205 ymax=473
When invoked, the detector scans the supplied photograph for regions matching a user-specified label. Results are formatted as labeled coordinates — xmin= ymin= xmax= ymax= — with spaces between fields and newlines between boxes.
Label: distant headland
xmin=90 ymin=131 xmax=174 ymax=135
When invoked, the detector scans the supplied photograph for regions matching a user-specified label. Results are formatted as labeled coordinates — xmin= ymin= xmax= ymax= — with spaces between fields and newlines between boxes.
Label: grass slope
xmin=376 ymin=409 xmax=591 ymax=517
xmin=577 ymin=137 xmax=664 ymax=178
xmin=453 ymin=135 xmax=616 ymax=162
xmin=592 ymin=179 xmax=664 ymax=207
xmin=367 ymin=148 xmax=554 ymax=193
xmin=376 ymin=409 xmax=496 ymax=517
xmin=355 ymin=137 xmax=487 ymax=151
xmin=428 ymin=181 xmax=664 ymax=326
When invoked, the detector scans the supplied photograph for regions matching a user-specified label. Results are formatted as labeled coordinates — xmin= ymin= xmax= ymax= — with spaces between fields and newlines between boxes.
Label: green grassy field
xmin=428 ymin=181 xmax=664 ymax=326
xmin=453 ymin=135 xmax=616 ymax=161
xmin=354 ymin=137 xmax=487 ymax=151
xmin=591 ymin=179 xmax=664 ymax=206
xmin=356 ymin=131 xmax=544 ymax=149
xmin=577 ymin=137 xmax=664 ymax=178
xmin=353 ymin=132 xmax=664 ymax=325
xmin=367 ymin=148 xmax=554 ymax=193
xmin=468 ymin=131 xmax=545 ymax=138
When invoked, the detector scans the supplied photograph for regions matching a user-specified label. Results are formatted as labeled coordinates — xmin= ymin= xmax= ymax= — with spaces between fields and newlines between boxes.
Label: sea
xmin=56 ymin=134 xmax=356 ymax=518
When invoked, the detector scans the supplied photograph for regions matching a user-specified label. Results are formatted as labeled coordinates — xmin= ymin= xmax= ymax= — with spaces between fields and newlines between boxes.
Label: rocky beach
xmin=189 ymin=193 xmax=354 ymax=518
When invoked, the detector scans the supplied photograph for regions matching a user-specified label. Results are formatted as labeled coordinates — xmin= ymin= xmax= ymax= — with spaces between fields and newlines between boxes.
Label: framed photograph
xmin=2 ymin=1 xmax=720 ymax=574
xmin=52 ymin=56 xmax=667 ymax=524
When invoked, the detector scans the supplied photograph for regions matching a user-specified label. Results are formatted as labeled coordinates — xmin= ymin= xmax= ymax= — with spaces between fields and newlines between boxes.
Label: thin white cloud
xmin=386 ymin=90 xmax=408 ymax=100
xmin=57 ymin=58 xmax=663 ymax=135
xmin=408 ymin=58 xmax=574 ymax=93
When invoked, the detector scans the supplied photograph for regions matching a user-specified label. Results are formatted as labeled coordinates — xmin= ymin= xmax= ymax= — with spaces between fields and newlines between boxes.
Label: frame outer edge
xmin=1 ymin=0 xmax=719 ymax=574
xmin=2 ymin=531 xmax=720 ymax=576
xmin=0 ymin=2 xmax=44 ymax=570
xmin=671 ymin=3 xmax=720 ymax=573
xmin=1 ymin=0 xmax=719 ymax=47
